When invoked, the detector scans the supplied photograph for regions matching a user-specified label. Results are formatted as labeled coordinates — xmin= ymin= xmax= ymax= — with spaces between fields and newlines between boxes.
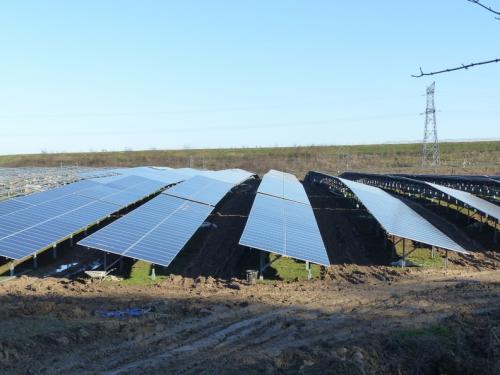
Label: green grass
xmin=395 ymin=323 xmax=455 ymax=347
xmin=120 ymin=260 xmax=168 ymax=285
xmin=263 ymin=254 xmax=321 ymax=281
xmin=393 ymin=240 xmax=444 ymax=268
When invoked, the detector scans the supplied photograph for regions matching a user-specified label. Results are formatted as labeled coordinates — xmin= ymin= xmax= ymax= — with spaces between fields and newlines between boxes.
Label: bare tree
xmin=467 ymin=0 xmax=500 ymax=19
xmin=412 ymin=1 xmax=500 ymax=77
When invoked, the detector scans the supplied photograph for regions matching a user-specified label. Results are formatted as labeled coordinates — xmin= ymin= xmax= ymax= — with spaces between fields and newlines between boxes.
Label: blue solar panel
xmin=0 ymin=173 xmax=174 ymax=260
xmin=79 ymin=195 xmax=213 ymax=266
xmin=99 ymin=191 xmax=142 ymax=206
xmin=164 ymin=175 xmax=234 ymax=206
xmin=337 ymin=178 xmax=467 ymax=254
xmin=76 ymin=184 xmax=122 ymax=200
xmin=257 ymin=170 xmax=310 ymax=205
xmin=126 ymin=179 xmax=167 ymax=196
xmin=105 ymin=175 xmax=155 ymax=189
xmin=239 ymin=194 xmax=329 ymax=266
xmin=15 ymin=180 xmax=100 ymax=205
xmin=0 ymin=200 xmax=118 ymax=260
xmin=0 ymin=199 xmax=33 ymax=217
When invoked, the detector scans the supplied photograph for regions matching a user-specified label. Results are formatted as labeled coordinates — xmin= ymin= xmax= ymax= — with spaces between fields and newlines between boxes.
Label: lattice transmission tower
xmin=422 ymin=81 xmax=440 ymax=167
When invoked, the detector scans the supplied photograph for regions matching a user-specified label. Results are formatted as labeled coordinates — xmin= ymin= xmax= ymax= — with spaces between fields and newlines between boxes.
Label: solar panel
xmin=76 ymin=184 xmax=122 ymax=200
xmin=239 ymin=193 xmax=329 ymax=266
xmin=0 ymin=172 xmax=183 ymax=261
xmin=105 ymin=175 xmax=156 ymax=189
xmin=0 ymin=199 xmax=33 ymax=217
xmin=91 ymin=168 xmax=189 ymax=186
xmin=125 ymin=179 xmax=166 ymax=196
xmin=338 ymin=178 xmax=467 ymax=254
xmin=164 ymin=175 xmax=234 ymax=206
xmin=426 ymin=182 xmax=500 ymax=221
xmin=257 ymin=169 xmax=310 ymax=204
xmin=15 ymin=180 xmax=100 ymax=205
xmin=78 ymin=195 xmax=212 ymax=266
xmin=205 ymin=169 xmax=255 ymax=185
xmin=0 ymin=200 xmax=118 ymax=260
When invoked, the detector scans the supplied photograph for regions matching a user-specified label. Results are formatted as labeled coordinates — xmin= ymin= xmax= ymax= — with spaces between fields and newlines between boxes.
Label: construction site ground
xmin=0 ymin=266 xmax=499 ymax=375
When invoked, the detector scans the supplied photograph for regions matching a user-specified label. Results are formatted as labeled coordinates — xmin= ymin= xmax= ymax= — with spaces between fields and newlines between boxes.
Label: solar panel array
xmin=239 ymin=170 xmax=329 ymax=266
xmin=426 ymin=182 xmax=500 ymax=221
xmin=338 ymin=178 xmax=467 ymax=254
xmin=78 ymin=169 xmax=254 ymax=267
xmin=0 ymin=172 xmax=182 ymax=261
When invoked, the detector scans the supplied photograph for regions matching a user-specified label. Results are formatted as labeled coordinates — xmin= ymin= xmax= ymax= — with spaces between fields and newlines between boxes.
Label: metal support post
xmin=70 ymin=235 xmax=74 ymax=247
xmin=151 ymin=265 xmax=156 ymax=280
xmin=33 ymin=253 xmax=38 ymax=269
xmin=52 ymin=245 xmax=57 ymax=259
xmin=306 ymin=261 xmax=312 ymax=280
xmin=10 ymin=262 xmax=14 ymax=277
xmin=259 ymin=251 xmax=265 ymax=280
xmin=401 ymin=239 xmax=406 ymax=268
xmin=444 ymin=250 xmax=448 ymax=271
xmin=494 ymin=221 xmax=498 ymax=243
xmin=431 ymin=246 xmax=435 ymax=259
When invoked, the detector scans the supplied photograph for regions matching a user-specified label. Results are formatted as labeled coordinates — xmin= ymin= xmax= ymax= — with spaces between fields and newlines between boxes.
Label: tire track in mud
xmin=103 ymin=308 xmax=297 ymax=375
xmin=97 ymin=277 xmax=500 ymax=374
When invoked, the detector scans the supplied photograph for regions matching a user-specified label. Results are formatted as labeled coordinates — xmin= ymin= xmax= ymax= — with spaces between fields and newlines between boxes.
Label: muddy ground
xmin=0 ymin=268 xmax=499 ymax=375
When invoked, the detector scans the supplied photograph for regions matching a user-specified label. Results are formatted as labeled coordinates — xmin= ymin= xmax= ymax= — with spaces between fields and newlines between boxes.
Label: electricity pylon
xmin=422 ymin=81 xmax=440 ymax=167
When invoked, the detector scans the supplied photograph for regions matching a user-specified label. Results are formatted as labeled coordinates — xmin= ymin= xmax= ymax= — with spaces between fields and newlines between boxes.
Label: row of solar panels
xmin=2 ymin=166 xmax=492 ymax=272
xmin=337 ymin=172 xmax=500 ymax=222
xmin=79 ymin=172 xmax=253 ymax=266
xmin=0 ymin=167 xmax=255 ymax=263
xmin=80 ymin=169 xmax=488 ymax=266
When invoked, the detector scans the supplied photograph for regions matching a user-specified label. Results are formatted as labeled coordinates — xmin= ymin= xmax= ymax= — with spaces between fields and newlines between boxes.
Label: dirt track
xmin=1 ymin=267 xmax=499 ymax=375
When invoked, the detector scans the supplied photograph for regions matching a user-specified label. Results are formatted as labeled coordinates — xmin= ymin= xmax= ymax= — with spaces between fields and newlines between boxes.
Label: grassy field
xmin=1 ymin=141 xmax=499 ymax=177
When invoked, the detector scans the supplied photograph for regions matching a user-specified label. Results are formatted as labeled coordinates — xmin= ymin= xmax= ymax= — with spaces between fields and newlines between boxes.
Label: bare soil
xmin=0 ymin=268 xmax=499 ymax=375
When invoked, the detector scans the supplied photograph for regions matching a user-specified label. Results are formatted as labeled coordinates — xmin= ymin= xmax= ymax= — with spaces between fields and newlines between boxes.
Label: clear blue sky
xmin=0 ymin=1 xmax=498 ymax=154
